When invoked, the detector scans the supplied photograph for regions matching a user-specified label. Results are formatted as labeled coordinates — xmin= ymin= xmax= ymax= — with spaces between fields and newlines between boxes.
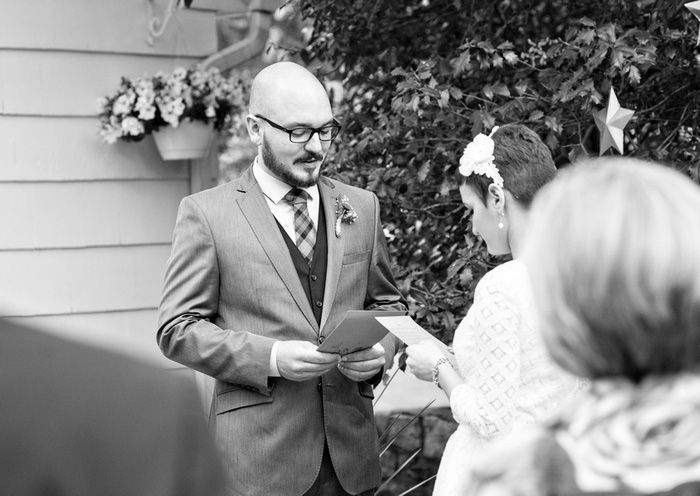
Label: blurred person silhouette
xmin=470 ymin=157 xmax=700 ymax=495
xmin=0 ymin=317 xmax=228 ymax=496
xmin=405 ymin=124 xmax=584 ymax=495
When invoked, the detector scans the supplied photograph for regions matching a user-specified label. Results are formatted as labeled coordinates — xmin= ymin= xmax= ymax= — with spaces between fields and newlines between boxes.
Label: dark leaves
xmin=296 ymin=0 xmax=700 ymax=343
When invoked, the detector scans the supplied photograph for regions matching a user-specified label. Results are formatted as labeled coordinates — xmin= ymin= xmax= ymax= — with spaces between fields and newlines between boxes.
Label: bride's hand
xmin=405 ymin=340 xmax=445 ymax=382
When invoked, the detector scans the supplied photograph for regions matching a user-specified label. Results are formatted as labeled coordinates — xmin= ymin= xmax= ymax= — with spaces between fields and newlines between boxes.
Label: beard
xmin=261 ymin=139 xmax=324 ymax=188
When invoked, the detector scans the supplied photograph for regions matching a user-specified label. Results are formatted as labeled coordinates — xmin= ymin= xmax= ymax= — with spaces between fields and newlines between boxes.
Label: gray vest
xmin=276 ymin=201 xmax=328 ymax=325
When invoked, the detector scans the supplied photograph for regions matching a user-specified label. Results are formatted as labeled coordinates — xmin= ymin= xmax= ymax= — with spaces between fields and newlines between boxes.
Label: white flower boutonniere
xmin=334 ymin=195 xmax=358 ymax=237
xmin=458 ymin=126 xmax=504 ymax=188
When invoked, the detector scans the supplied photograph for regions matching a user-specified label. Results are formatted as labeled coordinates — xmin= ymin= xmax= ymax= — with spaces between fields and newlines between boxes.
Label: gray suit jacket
xmin=157 ymin=167 xmax=407 ymax=495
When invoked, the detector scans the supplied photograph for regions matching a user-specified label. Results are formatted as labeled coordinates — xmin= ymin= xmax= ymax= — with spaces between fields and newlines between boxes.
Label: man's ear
xmin=245 ymin=114 xmax=262 ymax=146
xmin=487 ymin=183 xmax=506 ymax=210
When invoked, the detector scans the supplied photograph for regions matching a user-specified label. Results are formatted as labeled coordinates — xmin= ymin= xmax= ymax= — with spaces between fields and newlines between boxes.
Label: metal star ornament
xmin=686 ymin=1 xmax=700 ymax=45
xmin=593 ymin=87 xmax=635 ymax=155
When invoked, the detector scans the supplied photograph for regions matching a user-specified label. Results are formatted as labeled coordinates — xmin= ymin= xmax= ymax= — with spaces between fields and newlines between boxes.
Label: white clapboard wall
xmin=0 ymin=0 xmax=248 ymax=369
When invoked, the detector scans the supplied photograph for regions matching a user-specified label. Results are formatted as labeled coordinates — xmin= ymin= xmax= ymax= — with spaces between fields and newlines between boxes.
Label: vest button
xmin=310 ymin=274 xmax=318 ymax=281
xmin=315 ymin=300 xmax=323 ymax=307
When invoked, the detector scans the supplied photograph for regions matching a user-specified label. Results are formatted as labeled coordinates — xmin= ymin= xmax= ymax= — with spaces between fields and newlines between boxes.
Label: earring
xmin=498 ymin=211 xmax=505 ymax=229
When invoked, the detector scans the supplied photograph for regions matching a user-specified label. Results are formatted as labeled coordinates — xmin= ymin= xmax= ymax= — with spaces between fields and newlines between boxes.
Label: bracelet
xmin=432 ymin=357 xmax=451 ymax=389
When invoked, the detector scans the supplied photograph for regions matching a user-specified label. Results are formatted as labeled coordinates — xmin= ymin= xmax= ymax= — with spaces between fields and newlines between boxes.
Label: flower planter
xmin=152 ymin=121 xmax=215 ymax=161
xmin=98 ymin=66 xmax=248 ymax=157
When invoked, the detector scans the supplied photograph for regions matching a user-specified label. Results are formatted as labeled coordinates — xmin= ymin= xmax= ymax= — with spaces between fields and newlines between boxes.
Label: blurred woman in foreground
xmin=470 ymin=157 xmax=700 ymax=495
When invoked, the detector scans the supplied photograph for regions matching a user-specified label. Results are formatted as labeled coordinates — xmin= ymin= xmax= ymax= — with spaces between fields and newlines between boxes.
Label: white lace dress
xmin=432 ymin=260 xmax=583 ymax=496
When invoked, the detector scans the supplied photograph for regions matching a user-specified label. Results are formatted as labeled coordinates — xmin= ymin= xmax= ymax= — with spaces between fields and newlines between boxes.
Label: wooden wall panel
xmin=0 ymin=245 xmax=172 ymax=316
xmin=0 ymin=116 xmax=190 ymax=182
xmin=0 ymin=1 xmax=248 ymax=365
xmin=0 ymin=1 xmax=217 ymax=56
xmin=8 ymin=309 xmax=162 ymax=351
xmin=0 ymin=51 xmax=208 ymax=117
xmin=190 ymin=0 xmax=250 ymax=12
xmin=0 ymin=180 xmax=187 ymax=249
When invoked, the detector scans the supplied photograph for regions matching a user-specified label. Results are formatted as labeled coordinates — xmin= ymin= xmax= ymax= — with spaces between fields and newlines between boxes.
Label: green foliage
xmin=292 ymin=0 xmax=700 ymax=343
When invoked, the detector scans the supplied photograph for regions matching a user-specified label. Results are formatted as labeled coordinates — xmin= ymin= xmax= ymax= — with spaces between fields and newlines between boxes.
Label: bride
xmin=405 ymin=124 xmax=585 ymax=495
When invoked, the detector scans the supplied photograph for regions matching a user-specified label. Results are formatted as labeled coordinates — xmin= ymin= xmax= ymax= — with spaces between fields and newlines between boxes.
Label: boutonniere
xmin=334 ymin=195 xmax=358 ymax=237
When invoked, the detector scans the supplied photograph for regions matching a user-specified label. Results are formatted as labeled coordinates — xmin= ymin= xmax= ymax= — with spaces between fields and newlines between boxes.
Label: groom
xmin=157 ymin=61 xmax=407 ymax=496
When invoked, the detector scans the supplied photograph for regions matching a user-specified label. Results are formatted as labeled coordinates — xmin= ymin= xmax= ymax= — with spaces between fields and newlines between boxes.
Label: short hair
xmin=524 ymin=157 xmax=700 ymax=382
xmin=461 ymin=124 xmax=557 ymax=207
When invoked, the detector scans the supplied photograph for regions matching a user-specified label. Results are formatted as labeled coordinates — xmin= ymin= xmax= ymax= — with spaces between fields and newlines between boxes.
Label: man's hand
xmin=337 ymin=343 xmax=385 ymax=382
xmin=276 ymin=341 xmax=341 ymax=381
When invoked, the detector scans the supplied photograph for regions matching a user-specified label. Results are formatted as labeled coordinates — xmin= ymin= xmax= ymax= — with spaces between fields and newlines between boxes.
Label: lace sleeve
xmin=450 ymin=276 xmax=522 ymax=439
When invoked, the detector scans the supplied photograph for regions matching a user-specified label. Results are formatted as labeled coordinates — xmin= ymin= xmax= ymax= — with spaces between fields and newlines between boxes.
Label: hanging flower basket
xmin=152 ymin=120 xmax=215 ymax=160
xmin=97 ymin=65 xmax=249 ymax=160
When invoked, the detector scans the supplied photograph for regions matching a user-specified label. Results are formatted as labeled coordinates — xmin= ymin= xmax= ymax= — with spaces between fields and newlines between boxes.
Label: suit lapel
xmin=235 ymin=168 xmax=319 ymax=332
xmin=319 ymin=178 xmax=345 ymax=332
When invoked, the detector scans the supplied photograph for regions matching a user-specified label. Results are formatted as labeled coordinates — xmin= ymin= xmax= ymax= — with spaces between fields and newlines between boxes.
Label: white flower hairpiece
xmin=458 ymin=126 xmax=504 ymax=188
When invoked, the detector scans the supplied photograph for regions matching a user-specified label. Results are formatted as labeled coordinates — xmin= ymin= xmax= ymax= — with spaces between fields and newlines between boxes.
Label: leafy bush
xmin=289 ymin=0 xmax=700 ymax=343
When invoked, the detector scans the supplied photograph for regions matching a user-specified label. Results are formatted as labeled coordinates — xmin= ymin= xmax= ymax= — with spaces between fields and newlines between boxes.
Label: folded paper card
xmin=316 ymin=310 xmax=407 ymax=355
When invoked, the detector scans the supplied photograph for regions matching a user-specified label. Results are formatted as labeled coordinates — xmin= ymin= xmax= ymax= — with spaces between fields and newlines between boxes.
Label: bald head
xmin=245 ymin=62 xmax=337 ymax=188
xmin=248 ymin=62 xmax=332 ymax=123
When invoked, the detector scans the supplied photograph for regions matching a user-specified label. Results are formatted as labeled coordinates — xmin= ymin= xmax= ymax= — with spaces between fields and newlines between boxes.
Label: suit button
xmin=310 ymin=274 xmax=318 ymax=281
xmin=315 ymin=301 xmax=323 ymax=307
xmin=317 ymin=380 xmax=322 ymax=391
xmin=318 ymin=336 xmax=325 ymax=344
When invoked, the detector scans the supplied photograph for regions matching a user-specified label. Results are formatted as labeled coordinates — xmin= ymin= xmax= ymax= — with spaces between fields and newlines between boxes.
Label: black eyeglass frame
xmin=254 ymin=114 xmax=341 ymax=143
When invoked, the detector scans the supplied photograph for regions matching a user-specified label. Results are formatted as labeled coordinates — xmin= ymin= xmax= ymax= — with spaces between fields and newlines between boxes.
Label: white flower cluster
xmin=97 ymin=66 xmax=248 ymax=144
xmin=458 ymin=126 xmax=504 ymax=188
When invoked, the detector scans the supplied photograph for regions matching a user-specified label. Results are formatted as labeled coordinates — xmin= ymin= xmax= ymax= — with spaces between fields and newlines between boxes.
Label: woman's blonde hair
xmin=524 ymin=157 xmax=700 ymax=381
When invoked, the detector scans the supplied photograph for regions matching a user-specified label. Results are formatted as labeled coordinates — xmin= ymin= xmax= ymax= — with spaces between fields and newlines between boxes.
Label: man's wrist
xmin=269 ymin=341 xmax=281 ymax=377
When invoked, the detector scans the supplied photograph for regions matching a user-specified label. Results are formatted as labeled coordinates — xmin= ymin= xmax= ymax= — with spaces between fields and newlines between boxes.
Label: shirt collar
xmin=252 ymin=157 xmax=320 ymax=204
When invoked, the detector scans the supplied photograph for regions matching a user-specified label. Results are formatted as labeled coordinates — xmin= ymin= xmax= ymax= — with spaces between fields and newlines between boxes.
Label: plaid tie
xmin=284 ymin=188 xmax=316 ymax=264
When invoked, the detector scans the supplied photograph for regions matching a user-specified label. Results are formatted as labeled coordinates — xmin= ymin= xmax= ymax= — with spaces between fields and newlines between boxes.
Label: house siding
xmin=0 ymin=0 xmax=244 ymax=358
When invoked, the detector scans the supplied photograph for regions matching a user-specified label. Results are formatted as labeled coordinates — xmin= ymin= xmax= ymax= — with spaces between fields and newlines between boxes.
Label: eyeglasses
xmin=255 ymin=114 xmax=341 ymax=143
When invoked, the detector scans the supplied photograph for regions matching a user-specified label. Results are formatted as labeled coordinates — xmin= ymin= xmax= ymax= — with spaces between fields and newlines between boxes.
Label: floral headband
xmin=458 ymin=126 xmax=504 ymax=188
